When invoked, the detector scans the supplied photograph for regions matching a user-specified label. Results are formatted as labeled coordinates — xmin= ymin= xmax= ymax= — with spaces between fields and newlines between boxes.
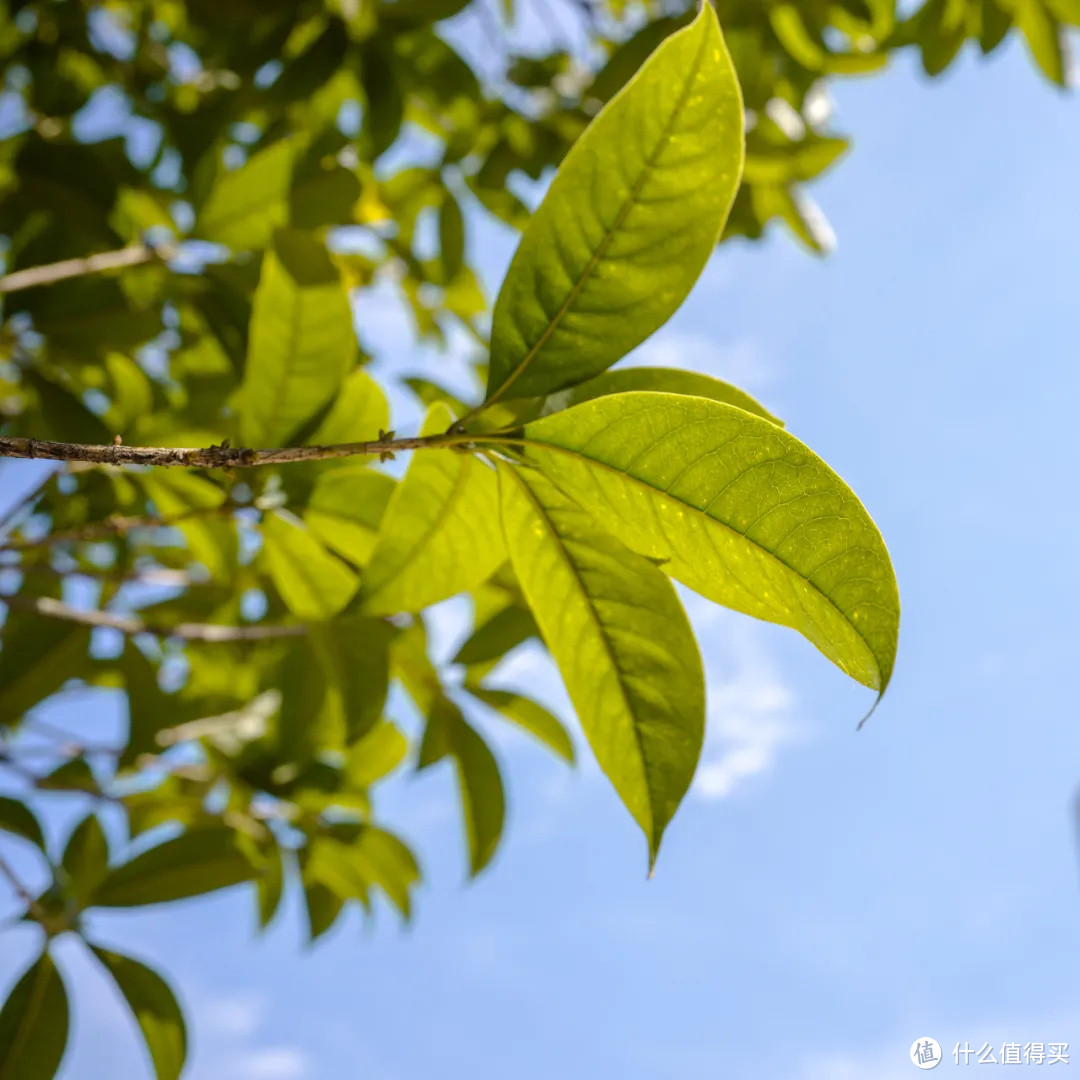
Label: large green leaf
xmin=0 ymin=953 xmax=68 ymax=1080
xmin=497 ymin=462 xmax=703 ymax=864
xmin=512 ymin=392 xmax=899 ymax=692
xmin=90 ymin=947 xmax=186 ymax=1080
xmin=91 ymin=827 xmax=256 ymax=908
xmin=541 ymin=366 xmax=782 ymax=425
xmin=361 ymin=403 xmax=505 ymax=615
xmin=196 ymin=136 xmax=306 ymax=250
xmin=485 ymin=5 xmax=743 ymax=402
xmin=240 ymin=230 xmax=356 ymax=447
xmin=306 ymin=368 xmax=389 ymax=448
xmin=262 ymin=510 xmax=358 ymax=620
xmin=304 ymin=468 xmax=395 ymax=567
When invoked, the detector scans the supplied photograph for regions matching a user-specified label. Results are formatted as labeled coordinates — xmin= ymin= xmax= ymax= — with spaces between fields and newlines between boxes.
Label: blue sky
xmin=3 ymin=25 xmax=1080 ymax=1080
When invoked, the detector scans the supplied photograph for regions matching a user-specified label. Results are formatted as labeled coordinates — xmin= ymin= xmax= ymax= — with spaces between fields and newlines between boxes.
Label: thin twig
xmin=0 ymin=850 xmax=48 ymax=924
xmin=0 ymin=243 xmax=174 ymax=294
xmin=0 ymin=431 xmax=469 ymax=469
xmin=2 ymin=593 xmax=308 ymax=642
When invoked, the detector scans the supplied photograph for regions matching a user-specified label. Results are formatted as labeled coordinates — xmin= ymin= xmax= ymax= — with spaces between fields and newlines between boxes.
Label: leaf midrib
xmin=506 ymin=436 xmax=888 ymax=689
xmin=488 ymin=23 xmax=711 ymax=404
xmin=509 ymin=469 xmax=656 ymax=838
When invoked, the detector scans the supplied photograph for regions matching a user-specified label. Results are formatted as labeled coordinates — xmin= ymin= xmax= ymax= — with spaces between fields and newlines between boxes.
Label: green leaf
xmin=256 ymin=843 xmax=285 ymax=931
xmin=361 ymin=403 xmax=505 ymax=615
xmin=302 ymin=881 xmax=345 ymax=942
xmin=1016 ymin=0 xmax=1067 ymax=83
xmin=0 ymin=952 xmax=69 ymax=1080
xmin=417 ymin=697 xmax=505 ymax=876
xmin=485 ymin=4 xmax=743 ymax=402
xmin=91 ymin=827 xmax=256 ymax=908
xmin=439 ymin=192 xmax=465 ymax=281
xmin=465 ymin=685 xmax=575 ymax=763
xmin=513 ymin=391 xmax=899 ymax=693
xmin=306 ymin=368 xmax=389 ymax=448
xmin=452 ymin=604 xmax=538 ymax=666
xmin=61 ymin=814 xmax=109 ymax=907
xmin=497 ymin=462 xmax=703 ymax=863
xmin=304 ymin=468 xmax=396 ymax=567
xmin=541 ymin=366 xmax=782 ymax=426
xmin=0 ymin=797 xmax=45 ymax=851
xmin=197 ymin=136 xmax=307 ymax=250
xmin=262 ymin=510 xmax=359 ymax=620
xmin=277 ymin=616 xmax=393 ymax=759
xmin=89 ymin=947 xmax=186 ymax=1080
xmin=343 ymin=721 xmax=409 ymax=788
xmin=240 ymin=229 xmax=357 ymax=447
xmin=0 ymin=614 xmax=90 ymax=724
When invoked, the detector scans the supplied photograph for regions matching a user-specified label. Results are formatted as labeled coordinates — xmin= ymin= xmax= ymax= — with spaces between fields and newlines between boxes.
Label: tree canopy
xmin=0 ymin=0 xmax=1072 ymax=1076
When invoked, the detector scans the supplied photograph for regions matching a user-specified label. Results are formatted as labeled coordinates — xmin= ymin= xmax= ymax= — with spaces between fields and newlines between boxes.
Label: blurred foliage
xmin=0 ymin=0 xmax=1069 ymax=1075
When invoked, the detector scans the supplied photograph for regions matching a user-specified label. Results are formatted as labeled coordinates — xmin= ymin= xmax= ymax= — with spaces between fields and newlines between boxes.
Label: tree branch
xmin=2 ymin=593 xmax=308 ymax=642
xmin=0 ymin=242 xmax=174 ymax=294
xmin=0 ymin=432 xmax=467 ymax=469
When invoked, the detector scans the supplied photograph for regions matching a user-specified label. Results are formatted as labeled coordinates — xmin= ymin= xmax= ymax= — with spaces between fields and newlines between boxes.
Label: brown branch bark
xmin=0 ymin=432 xmax=461 ymax=468
xmin=0 ymin=243 xmax=174 ymax=294
xmin=2 ymin=593 xmax=308 ymax=642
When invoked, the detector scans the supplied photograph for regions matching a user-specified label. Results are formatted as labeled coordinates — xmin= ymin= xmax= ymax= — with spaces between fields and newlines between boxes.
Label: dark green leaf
xmin=91 ymin=827 xmax=256 ymax=908
xmin=89 ymin=947 xmax=186 ymax=1080
xmin=0 ymin=797 xmax=45 ymax=852
xmin=0 ymin=953 xmax=69 ymax=1080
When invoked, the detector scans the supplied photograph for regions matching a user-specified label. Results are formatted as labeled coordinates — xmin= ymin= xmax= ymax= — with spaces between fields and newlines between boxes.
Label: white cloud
xmin=687 ymin=603 xmax=805 ymax=801
xmin=221 ymin=1047 xmax=312 ymax=1080
xmin=198 ymin=993 xmax=265 ymax=1039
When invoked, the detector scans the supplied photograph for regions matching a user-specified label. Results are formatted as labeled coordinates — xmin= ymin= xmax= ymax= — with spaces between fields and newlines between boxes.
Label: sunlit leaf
xmin=497 ymin=462 xmax=702 ymax=863
xmin=486 ymin=6 xmax=743 ymax=401
xmin=513 ymin=392 xmax=899 ymax=693
xmin=262 ymin=510 xmax=358 ymax=620
xmin=361 ymin=403 xmax=505 ymax=615
xmin=240 ymin=229 xmax=356 ymax=447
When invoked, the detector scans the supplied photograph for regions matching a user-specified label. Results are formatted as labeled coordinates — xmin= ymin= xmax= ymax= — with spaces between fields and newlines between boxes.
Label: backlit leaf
xmin=513 ymin=392 xmax=899 ymax=693
xmin=262 ymin=510 xmax=358 ymax=620
xmin=361 ymin=403 xmax=505 ymax=615
xmin=486 ymin=6 xmax=743 ymax=401
xmin=497 ymin=462 xmax=703 ymax=864
xmin=240 ymin=229 xmax=356 ymax=447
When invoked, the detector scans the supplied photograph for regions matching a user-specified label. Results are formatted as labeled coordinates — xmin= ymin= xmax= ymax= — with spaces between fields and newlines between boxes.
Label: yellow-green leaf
xmin=486 ymin=4 xmax=743 ymax=402
xmin=240 ymin=230 xmax=356 ymax=447
xmin=262 ymin=510 xmax=358 ymax=620
xmin=513 ymin=392 xmax=899 ymax=693
xmin=361 ymin=403 xmax=505 ymax=615
xmin=497 ymin=462 xmax=703 ymax=865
